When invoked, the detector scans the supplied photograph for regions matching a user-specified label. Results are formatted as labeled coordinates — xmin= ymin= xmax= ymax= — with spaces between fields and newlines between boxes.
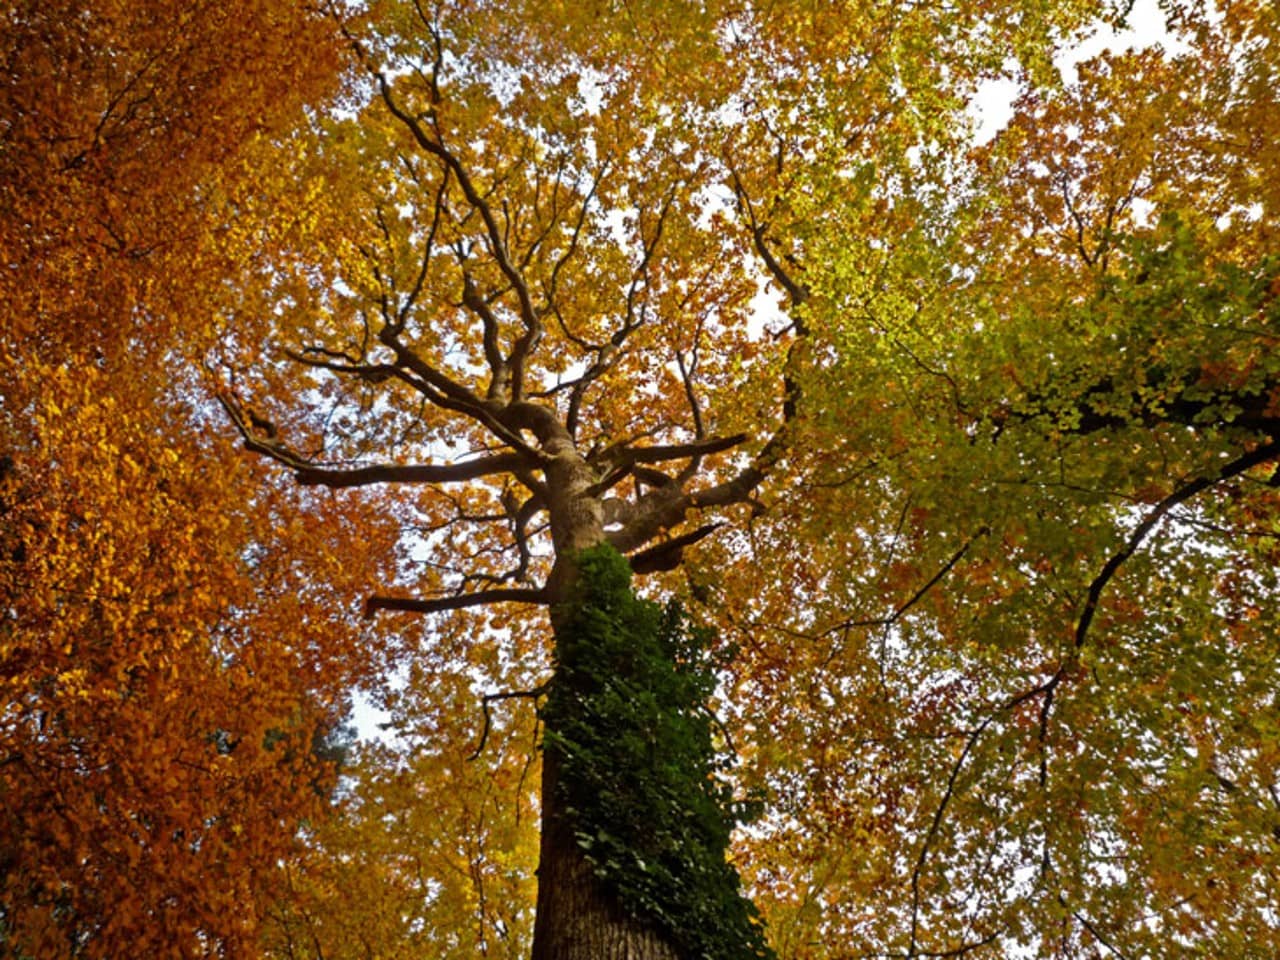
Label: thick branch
xmin=994 ymin=373 xmax=1280 ymax=441
xmin=627 ymin=523 xmax=724 ymax=575
xmin=688 ymin=466 xmax=767 ymax=512
xmin=586 ymin=433 xmax=749 ymax=496
xmin=605 ymin=484 xmax=691 ymax=555
xmin=629 ymin=433 xmax=749 ymax=465
xmin=294 ymin=452 xmax=528 ymax=488
xmin=376 ymin=327 xmax=548 ymax=462
xmin=364 ymin=586 xmax=549 ymax=617
xmin=603 ymin=456 xmax=769 ymax=557
xmin=221 ymin=390 xmax=537 ymax=489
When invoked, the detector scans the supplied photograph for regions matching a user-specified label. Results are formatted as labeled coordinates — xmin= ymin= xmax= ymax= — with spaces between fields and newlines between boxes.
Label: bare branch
xmin=468 ymin=684 xmax=550 ymax=761
xmin=364 ymin=586 xmax=549 ymax=617
xmin=293 ymin=452 xmax=528 ymax=488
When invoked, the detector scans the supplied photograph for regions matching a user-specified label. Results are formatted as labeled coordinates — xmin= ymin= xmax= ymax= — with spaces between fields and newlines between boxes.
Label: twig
xmin=468 ymin=684 xmax=549 ymax=761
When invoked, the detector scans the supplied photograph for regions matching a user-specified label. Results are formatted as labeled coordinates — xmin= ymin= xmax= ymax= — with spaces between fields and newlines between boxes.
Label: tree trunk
xmin=531 ymin=449 xmax=682 ymax=960
xmin=531 ymin=749 xmax=680 ymax=960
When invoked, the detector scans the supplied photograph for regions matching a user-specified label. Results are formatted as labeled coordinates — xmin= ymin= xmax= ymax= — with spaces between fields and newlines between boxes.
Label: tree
xmin=261 ymin=663 xmax=541 ymax=959
xmin=211 ymin=0 xmax=1280 ymax=956
xmin=0 ymin=366 xmax=396 ymax=957
xmin=0 ymin=2 xmax=403 ymax=955
xmin=10 ymin=0 xmax=1279 ymax=957
xmin=711 ymin=8 xmax=1280 ymax=955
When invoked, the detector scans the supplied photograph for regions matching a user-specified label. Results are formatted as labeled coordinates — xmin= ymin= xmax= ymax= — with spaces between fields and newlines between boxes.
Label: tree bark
xmin=531 ymin=749 xmax=680 ymax=960
xmin=531 ymin=447 xmax=682 ymax=960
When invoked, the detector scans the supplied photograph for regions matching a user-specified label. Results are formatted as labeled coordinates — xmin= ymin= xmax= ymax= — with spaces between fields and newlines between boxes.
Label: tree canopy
xmin=2 ymin=2 xmax=398 ymax=954
xmin=5 ymin=0 xmax=1280 ymax=956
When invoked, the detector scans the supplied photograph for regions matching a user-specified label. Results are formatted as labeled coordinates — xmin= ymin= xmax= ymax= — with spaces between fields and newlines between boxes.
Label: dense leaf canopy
xmin=1 ymin=2 xmax=398 ymax=955
xmin=5 ymin=0 xmax=1280 ymax=956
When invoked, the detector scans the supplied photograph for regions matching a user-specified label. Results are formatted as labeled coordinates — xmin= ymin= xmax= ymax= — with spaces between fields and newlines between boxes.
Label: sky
xmin=972 ymin=0 xmax=1179 ymax=143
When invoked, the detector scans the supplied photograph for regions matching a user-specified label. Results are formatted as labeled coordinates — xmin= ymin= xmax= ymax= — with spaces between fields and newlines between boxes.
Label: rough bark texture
xmin=543 ymin=444 xmax=607 ymax=600
xmin=531 ymin=750 xmax=681 ymax=960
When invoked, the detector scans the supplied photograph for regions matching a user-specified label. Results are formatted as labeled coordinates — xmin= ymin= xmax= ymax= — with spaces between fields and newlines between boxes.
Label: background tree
xmin=713 ymin=6 xmax=1280 ymax=955
xmin=1 ymin=2 xmax=402 ymax=955
xmin=262 ymin=662 xmax=540 ymax=959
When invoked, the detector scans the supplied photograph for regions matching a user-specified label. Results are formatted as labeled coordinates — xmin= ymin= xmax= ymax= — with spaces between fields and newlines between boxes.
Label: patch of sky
xmin=351 ymin=685 xmax=397 ymax=744
xmin=969 ymin=0 xmax=1180 ymax=145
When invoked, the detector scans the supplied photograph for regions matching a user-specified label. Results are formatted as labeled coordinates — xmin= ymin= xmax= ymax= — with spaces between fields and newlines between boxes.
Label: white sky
xmin=972 ymin=0 xmax=1179 ymax=143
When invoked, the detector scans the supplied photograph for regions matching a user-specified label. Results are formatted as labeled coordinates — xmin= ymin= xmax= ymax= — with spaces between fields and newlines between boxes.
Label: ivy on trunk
xmin=541 ymin=545 xmax=772 ymax=960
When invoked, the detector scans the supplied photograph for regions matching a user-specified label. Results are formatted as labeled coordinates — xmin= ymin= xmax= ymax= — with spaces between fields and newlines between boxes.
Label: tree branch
xmin=218 ymin=393 xmax=312 ymax=471
xmin=907 ymin=713 xmax=999 ymax=957
xmin=293 ymin=452 xmax=528 ymax=488
xmin=831 ymin=526 xmax=991 ymax=633
xmin=373 ymin=72 xmax=543 ymax=369
xmin=221 ymin=389 xmax=537 ymax=488
xmin=585 ymin=433 xmax=749 ymax=496
xmin=993 ymin=372 xmax=1280 ymax=441
xmin=1074 ymin=439 xmax=1280 ymax=651
xmin=627 ymin=523 xmax=724 ymax=575
xmin=375 ymin=326 xmax=548 ymax=462
xmin=628 ymin=433 xmax=750 ymax=465
xmin=729 ymin=164 xmax=809 ymax=315
xmin=467 ymin=683 xmax=550 ymax=761
xmin=1068 ymin=901 xmax=1133 ymax=960
xmin=364 ymin=586 xmax=549 ymax=618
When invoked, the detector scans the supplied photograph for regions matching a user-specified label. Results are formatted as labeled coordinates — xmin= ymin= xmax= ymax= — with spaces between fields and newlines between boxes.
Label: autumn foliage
xmin=1 ymin=1 xmax=397 ymax=955
xmin=5 ymin=0 xmax=1280 ymax=957
xmin=1 ymin=365 xmax=395 ymax=956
